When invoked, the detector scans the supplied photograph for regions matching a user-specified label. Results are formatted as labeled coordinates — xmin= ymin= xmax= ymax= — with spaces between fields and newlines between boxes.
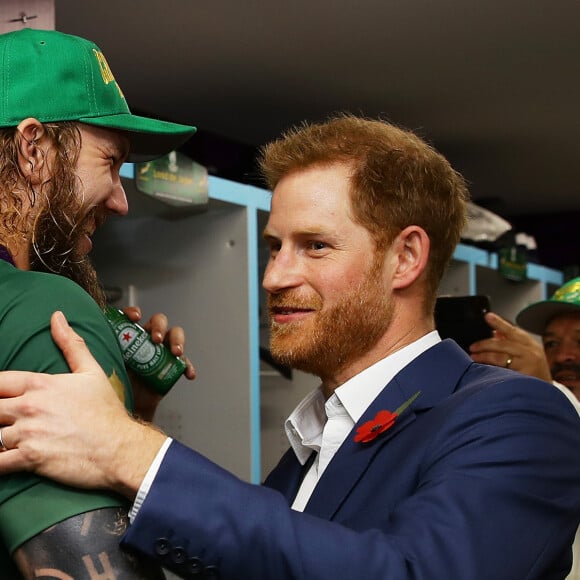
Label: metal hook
xmin=8 ymin=13 xmax=38 ymax=24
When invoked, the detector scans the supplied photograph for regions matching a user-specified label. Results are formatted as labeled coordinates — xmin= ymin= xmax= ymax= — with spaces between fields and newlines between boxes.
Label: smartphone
xmin=434 ymin=295 xmax=493 ymax=353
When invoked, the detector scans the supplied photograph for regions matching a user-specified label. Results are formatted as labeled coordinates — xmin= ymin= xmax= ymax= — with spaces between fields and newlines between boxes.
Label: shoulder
xmin=461 ymin=362 xmax=574 ymax=408
xmin=410 ymin=364 xmax=580 ymax=481
xmin=438 ymin=364 xmax=580 ymax=445
xmin=0 ymin=267 xmax=122 ymax=382
xmin=0 ymin=265 xmax=93 ymax=305
xmin=0 ymin=263 xmax=95 ymax=310
xmin=411 ymin=339 xmax=575 ymax=418
xmin=0 ymin=267 xmax=103 ymax=328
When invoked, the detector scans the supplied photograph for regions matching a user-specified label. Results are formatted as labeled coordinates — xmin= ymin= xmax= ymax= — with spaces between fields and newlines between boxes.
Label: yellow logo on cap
xmin=93 ymin=49 xmax=125 ymax=98
xmin=553 ymin=280 xmax=580 ymax=304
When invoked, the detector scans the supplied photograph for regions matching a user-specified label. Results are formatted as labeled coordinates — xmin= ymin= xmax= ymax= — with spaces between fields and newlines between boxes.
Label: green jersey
xmin=0 ymin=260 xmax=134 ymax=576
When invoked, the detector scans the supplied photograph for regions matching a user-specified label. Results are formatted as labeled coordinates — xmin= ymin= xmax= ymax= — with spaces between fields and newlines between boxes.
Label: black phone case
xmin=434 ymin=295 xmax=492 ymax=353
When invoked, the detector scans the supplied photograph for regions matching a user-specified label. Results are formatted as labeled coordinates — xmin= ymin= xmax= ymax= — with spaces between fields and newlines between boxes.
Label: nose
xmin=262 ymin=247 xmax=302 ymax=294
xmin=105 ymin=180 xmax=129 ymax=216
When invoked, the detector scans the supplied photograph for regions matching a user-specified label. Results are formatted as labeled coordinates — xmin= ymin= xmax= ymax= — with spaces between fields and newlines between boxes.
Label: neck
xmin=320 ymin=315 xmax=434 ymax=398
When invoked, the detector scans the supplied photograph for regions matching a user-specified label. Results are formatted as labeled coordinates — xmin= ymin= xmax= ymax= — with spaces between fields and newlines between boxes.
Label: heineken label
xmin=104 ymin=306 xmax=186 ymax=395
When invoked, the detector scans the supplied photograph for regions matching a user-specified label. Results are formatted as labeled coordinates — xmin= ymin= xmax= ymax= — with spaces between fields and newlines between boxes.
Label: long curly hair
xmin=0 ymin=122 xmax=106 ymax=307
xmin=0 ymin=122 xmax=81 ymax=256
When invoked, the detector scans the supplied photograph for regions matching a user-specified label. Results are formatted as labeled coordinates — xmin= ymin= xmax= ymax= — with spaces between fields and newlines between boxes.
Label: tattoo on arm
xmin=12 ymin=507 xmax=166 ymax=579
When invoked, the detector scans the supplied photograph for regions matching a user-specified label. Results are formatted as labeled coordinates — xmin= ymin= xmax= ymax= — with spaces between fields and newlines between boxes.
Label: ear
xmin=389 ymin=225 xmax=430 ymax=290
xmin=15 ymin=118 xmax=47 ymax=182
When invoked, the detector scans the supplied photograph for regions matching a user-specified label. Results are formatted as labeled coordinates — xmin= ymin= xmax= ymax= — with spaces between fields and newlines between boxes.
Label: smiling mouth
xmin=555 ymin=372 xmax=580 ymax=383
xmin=271 ymin=307 xmax=313 ymax=315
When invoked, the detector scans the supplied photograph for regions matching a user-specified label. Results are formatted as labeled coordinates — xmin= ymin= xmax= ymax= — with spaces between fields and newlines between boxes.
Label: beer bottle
xmin=104 ymin=306 xmax=187 ymax=395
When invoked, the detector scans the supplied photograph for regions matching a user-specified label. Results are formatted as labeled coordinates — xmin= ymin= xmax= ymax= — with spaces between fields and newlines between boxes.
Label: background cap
xmin=516 ymin=277 xmax=580 ymax=335
xmin=0 ymin=28 xmax=196 ymax=161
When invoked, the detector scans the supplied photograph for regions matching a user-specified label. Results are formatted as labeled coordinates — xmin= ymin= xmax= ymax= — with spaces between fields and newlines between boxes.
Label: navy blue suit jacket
xmin=122 ymin=340 xmax=580 ymax=579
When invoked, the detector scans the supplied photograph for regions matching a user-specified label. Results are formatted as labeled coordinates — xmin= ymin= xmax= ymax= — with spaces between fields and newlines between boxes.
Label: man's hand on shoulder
xmin=0 ymin=311 xmax=167 ymax=499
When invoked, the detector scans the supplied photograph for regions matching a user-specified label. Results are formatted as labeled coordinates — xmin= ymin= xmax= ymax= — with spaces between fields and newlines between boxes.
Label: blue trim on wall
xmin=208 ymin=176 xmax=272 ymax=211
xmin=120 ymin=163 xmax=134 ymax=179
xmin=452 ymin=243 xmax=489 ymax=267
xmin=527 ymin=263 xmax=563 ymax=286
xmin=246 ymin=206 xmax=262 ymax=483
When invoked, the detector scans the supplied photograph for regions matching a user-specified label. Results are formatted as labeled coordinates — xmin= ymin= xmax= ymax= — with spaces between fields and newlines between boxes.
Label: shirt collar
xmin=336 ymin=331 xmax=440 ymax=422
xmin=285 ymin=331 xmax=441 ymax=464
xmin=285 ymin=387 xmax=326 ymax=465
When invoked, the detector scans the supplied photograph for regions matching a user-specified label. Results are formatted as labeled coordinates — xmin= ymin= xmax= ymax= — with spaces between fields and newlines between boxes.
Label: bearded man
xmin=0 ymin=28 xmax=195 ymax=578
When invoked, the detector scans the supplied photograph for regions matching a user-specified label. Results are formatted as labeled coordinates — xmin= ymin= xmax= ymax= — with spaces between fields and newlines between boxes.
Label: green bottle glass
xmin=104 ymin=306 xmax=187 ymax=395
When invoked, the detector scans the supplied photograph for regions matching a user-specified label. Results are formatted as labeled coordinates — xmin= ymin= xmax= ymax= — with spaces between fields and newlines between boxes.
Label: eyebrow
xmin=262 ymin=227 xmax=331 ymax=239
xmin=543 ymin=328 xmax=580 ymax=338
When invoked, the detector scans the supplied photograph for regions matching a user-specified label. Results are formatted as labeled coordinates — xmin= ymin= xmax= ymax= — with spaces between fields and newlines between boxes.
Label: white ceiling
xmin=48 ymin=1 xmax=580 ymax=230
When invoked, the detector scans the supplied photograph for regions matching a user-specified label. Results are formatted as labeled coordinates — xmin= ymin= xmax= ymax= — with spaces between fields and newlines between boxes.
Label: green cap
xmin=0 ymin=28 xmax=196 ymax=161
xmin=516 ymin=277 xmax=580 ymax=335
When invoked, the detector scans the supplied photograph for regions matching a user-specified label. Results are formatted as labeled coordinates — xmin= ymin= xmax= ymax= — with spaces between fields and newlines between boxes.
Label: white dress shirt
xmin=129 ymin=436 xmax=173 ymax=522
xmin=287 ymin=331 xmax=441 ymax=511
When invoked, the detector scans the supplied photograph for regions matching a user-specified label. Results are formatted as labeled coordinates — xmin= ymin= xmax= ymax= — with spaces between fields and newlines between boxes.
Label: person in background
xmin=0 ymin=28 xmax=195 ymax=578
xmin=470 ymin=277 xmax=580 ymax=401
xmin=0 ymin=115 xmax=579 ymax=579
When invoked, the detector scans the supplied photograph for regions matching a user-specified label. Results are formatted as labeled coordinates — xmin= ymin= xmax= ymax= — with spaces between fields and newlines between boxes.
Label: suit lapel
xmin=263 ymin=447 xmax=317 ymax=503
xmin=304 ymin=339 xmax=472 ymax=519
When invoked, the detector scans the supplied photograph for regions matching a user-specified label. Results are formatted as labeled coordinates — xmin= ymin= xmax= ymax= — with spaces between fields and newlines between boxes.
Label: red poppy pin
xmin=354 ymin=391 xmax=421 ymax=444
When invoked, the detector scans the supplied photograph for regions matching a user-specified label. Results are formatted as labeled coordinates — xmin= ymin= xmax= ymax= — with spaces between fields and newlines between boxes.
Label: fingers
xmin=470 ymin=349 xmax=515 ymax=369
xmin=164 ymin=325 xmax=185 ymax=354
xmin=118 ymin=308 xmax=195 ymax=380
xmin=50 ymin=311 xmax=105 ymax=375
xmin=121 ymin=305 xmax=142 ymax=323
xmin=182 ymin=356 xmax=197 ymax=380
xmin=0 ymin=448 xmax=32 ymax=474
xmin=164 ymin=327 xmax=196 ymax=380
xmin=469 ymin=312 xmax=520 ymax=367
xmin=0 ymin=370 xmax=35 ymax=398
xmin=141 ymin=312 xmax=168 ymax=344
xmin=468 ymin=311 xmax=553 ymax=380
xmin=481 ymin=312 xmax=516 ymax=337
xmin=471 ymin=312 xmax=531 ymax=352
xmin=143 ymin=314 xmax=190 ymax=370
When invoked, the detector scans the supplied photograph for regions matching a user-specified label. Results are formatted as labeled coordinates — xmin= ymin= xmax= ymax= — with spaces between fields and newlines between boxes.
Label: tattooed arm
xmin=12 ymin=507 xmax=166 ymax=580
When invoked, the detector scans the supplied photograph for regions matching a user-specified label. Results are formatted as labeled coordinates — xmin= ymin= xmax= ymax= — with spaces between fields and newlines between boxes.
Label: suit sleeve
xmin=121 ymin=378 xmax=580 ymax=580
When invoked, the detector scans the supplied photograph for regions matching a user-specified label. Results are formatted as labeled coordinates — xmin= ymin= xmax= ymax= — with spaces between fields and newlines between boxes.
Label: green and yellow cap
xmin=0 ymin=28 xmax=196 ymax=161
xmin=516 ymin=277 xmax=580 ymax=335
